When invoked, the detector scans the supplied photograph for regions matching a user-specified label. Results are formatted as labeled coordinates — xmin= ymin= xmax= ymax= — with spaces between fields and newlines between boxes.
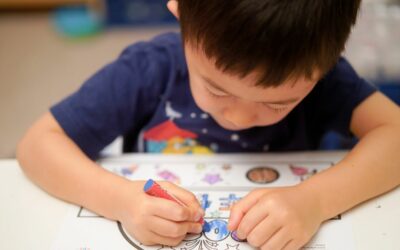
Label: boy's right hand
xmin=116 ymin=180 xmax=204 ymax=246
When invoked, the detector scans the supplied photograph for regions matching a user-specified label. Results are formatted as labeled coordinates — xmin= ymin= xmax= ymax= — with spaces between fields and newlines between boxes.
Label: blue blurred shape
xmin=53 ymin=5 xmax=103 ymax=38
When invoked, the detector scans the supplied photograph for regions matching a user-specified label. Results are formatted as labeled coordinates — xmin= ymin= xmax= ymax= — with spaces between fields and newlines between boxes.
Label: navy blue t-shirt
xmin=50 ymin=32 xmax=376 ymax=159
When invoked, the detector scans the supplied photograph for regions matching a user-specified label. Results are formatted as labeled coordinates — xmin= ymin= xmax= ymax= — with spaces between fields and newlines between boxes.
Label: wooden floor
xmin=0 ymin=12 xmax=177 ymax=157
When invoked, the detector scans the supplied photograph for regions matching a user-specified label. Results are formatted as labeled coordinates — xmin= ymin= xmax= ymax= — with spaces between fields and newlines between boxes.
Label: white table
xmin=1 ymin=152 xmax=399 ymax=250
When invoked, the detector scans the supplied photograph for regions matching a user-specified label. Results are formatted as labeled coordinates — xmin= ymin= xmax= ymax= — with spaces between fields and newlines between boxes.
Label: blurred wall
xmin=0 ymin=0 xmax=398 ymax=158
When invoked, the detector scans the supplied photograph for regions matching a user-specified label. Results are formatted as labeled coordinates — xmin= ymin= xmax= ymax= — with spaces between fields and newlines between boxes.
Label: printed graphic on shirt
xmin=143 ymin=120 xmax=213 ymax=154
xmin=143 ymin=101 xmax=214 ymax=154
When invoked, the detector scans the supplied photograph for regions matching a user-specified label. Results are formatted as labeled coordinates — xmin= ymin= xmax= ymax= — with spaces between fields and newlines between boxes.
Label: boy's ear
xmin=167 ymin=0 xmax=179 ymax=20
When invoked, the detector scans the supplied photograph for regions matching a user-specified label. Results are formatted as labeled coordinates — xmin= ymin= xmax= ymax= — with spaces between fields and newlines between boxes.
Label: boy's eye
xmin=263 ymin=103 xmax=288 ymax=112
xmin=206 ymin=87 xmax=229 ymax=98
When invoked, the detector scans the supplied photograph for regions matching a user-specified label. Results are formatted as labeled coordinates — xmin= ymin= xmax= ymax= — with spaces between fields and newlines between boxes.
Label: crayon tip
xmin=144 ymin=179 xmax=154 ymax=192
xmin=231 ymin=230 xmax=247 ymax=242
xmin=202 ymin=221 xmax=210 ymax=232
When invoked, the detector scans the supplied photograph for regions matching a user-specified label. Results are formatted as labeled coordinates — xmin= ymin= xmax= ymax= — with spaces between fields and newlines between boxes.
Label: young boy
xmin=17 ymin=0 xmax=400 ymax=249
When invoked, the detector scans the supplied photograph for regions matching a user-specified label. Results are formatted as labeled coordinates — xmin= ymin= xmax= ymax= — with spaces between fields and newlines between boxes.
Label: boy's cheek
xmin=190 ymin=86 xmax=222 ymax=114
xmin=195 ymin=98 xmax=221 ymax=118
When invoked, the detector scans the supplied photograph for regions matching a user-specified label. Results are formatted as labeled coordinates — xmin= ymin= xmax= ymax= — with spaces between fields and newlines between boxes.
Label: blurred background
xmin=0 ymin=0 xmax=399 ymax=158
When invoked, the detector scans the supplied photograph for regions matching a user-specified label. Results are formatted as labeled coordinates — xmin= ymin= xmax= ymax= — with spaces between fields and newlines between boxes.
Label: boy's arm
xmin=17 ymin=112 xmax=133 ymax=221
xmin=228 ymin=92 xmax=400 ymax=249
xmin=17 ymin=112 xmax=203 ymax=245
xmin=301 ymin=91 xmax=400 ymax=220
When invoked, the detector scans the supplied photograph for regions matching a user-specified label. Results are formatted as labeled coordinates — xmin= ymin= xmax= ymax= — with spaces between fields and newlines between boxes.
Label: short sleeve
xmin=305 ymin=57 xmax=377 ymax=138
xmin=50 ymin=37 xmax=175 ymax=159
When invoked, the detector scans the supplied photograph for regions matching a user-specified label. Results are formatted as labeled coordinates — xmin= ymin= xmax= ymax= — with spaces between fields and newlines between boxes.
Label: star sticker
xmin=157 ymin=170 xmax=180 ymax=184
xmin=289 ymin=164 xmax=308 ymax=176
xmin=196 ymin=163 xmax=206 ymax=171
xmin=120 ymin=164 xmax=138 ymax=176
xmin=202 ymin=173 xmax=223 ymax=185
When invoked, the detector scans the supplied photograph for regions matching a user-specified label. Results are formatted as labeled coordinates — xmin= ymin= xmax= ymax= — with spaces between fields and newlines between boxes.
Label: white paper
xmin=52 ymin=154 xmax=355 ymax=250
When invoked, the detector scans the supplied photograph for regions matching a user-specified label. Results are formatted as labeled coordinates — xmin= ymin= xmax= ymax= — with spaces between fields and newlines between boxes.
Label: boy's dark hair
xmin=178 ymin=0 xmax=361 ymax=87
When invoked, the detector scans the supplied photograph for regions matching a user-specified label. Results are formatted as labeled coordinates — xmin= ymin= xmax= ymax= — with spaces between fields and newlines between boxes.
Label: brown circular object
xmin=246 ymin=167 xmax=279 ymax=184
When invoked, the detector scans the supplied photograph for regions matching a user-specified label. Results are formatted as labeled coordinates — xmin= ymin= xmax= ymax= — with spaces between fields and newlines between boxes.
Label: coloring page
xmin=52 ymin=154 xmax=355 ymax=250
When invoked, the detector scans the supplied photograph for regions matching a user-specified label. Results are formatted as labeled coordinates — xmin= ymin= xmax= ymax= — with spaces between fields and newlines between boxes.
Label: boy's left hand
xmin=228 ymin=186 xmax=323 ymax=250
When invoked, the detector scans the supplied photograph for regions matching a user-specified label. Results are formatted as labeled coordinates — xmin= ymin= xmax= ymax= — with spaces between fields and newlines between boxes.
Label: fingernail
xmin=190 ymin=223 xmax=203 ymax=234
xmin=194 ymin=224 xmax=203 ymax=234
xmin=232 ymin=231 xmax=246 ymax=242
xmin=199 ymin=208 xmax=205 ymax=216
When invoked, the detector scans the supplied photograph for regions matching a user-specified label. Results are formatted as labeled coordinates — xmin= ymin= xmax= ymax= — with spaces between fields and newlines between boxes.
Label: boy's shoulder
xmin=120 ymin=32 xmax=186 ymax=70
xmin=300 ymin=57 xmax=376 ymax=134
xmin=124 ymin=32 xmax=182 ymax=50
xmin=49 ymin=32 xmax=187 ymax=158
xmin=312 ymin=57 xmax=376 ymax=104
xmin=127 ymin=32 xmax=183 ymax=54
xmin=323 ymin=58 xmax=364 ymax=84
xmin=151 ymin=32 xmax=182 ymax=46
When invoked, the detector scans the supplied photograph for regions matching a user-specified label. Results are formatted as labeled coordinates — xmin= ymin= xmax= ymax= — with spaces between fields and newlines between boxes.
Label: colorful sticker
xmin=120 ymin=164 xmax=138 ymax=177
xmin=203 ymin=174 xmax=223 ymax=185
xmin=289 ymin=164 xmax=318 ymax=181
xmin=246 ymin=167 xmax=279 ymax=184
xmin=157 ymin=170 xmax=180 ymax=184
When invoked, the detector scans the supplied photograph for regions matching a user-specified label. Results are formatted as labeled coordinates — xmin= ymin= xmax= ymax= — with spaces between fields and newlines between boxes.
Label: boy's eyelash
xmin=207 ymin=87 xmax=288 ymax=112
xmin=207 ymin=88 xmax=228 ymax=98
xmin=263 ymin=104 xmax=288 ymax=112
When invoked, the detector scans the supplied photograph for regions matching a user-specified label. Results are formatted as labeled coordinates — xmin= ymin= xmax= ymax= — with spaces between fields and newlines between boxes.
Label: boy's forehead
xmin=186 ymin=43 xmax=260 ymax=85
xmin=185 ymin=43 xmax=317 ymax=102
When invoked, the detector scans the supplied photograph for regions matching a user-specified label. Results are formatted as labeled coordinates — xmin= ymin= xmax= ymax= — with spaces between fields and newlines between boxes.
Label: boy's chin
xmin=211 ymin=114 xmax=283 ymax=131
xmin=212 ymin=116 xmax=254 ymax=131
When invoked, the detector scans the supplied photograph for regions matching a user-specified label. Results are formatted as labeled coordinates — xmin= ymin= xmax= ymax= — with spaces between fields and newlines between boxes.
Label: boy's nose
xmin=223 ymin=107 xmax=257 ymax=128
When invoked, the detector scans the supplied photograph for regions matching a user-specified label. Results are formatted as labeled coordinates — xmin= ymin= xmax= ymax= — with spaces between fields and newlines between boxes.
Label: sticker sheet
xmin=51 ymin=154 xmax=356 ymax=250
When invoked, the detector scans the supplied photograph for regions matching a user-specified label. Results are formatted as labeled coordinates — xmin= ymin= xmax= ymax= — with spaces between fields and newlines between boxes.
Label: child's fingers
xmin=161 ymin=182 xmax=204 ymax=220
xmin=282 ymin=240 xmax=300 ymax=250
xmin=260 ymin=228 xmax=291 ymax=250
xmin=162 ymin=182 xmax=201 ymax=207
xmin=147 ymin=195 xmax=192 ymax=222
xmin=228 ymin=189 xmax=265 ymax=231
xmin=236 ymin=204 xmax=270 ymax=241
xmin=243 ymin=215 xmax=280 ymax=247
xmin=149 ymin=216 xmax=202 ymax=238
